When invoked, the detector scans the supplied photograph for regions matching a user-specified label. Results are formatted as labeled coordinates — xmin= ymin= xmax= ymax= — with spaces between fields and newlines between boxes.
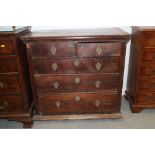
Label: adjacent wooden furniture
xmin=125 ymin=26 xmax=155 ymax=112
xmin=0 ymin=27 xmax=33 ymax=127
xmin=21 ymin=28 xmax=130 ymax=121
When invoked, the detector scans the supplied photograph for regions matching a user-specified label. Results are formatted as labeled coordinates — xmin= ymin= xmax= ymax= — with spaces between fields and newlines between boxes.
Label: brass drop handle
xmin=95 ymin=62 xmax=102 ymax=71
xmin=51 ymin=46 xmax=57 ymax=56
xmin=74 ymin=77 xmax=80 ymax=84
xmin=95 ymin=80 xmax=101 ymax=88
xmin=52 ymin=81 xmax=59 ymax=89
xmin=74 ymin=59 xmax=80 ymax=67
xmin=55 ymin=101 xmax=61 ymax=108
xmin=96 ymin=46 xmax=102 ymax=56
xmin=0 ymin=82 xmax=3 ymax=88
xmin=0 ymin=44 xmax=5 ymax=48
xmin=0 ymin=102 xmax=8 ymax=109
xmin=75 ymin=96 xmax=80 ymax=102
xmin=51 ymin=63 xmax=58 ymax=71
xmin=95 ymin=100 xmax=101 ymax=107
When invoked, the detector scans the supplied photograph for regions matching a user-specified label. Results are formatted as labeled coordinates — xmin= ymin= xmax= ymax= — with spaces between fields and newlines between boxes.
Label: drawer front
xmin=31 ymin=41 xmax=75 ymax=57
xmin=142 ymin=51 xmax=155 ymax=62
xmin=0 ymin=95 xmax=22 ymax=113
xmin=38 ymin=93 xmax=118 ymax=114
xmin=138 ymin=79 xmax=155 ymax=90
xmin=35 ymin=74 xmax=118 ymax=93
xmin=0 ymin=58 xmax=18 ymax=73
xmin=144 ymin=32 xmax=155 ymax=48
xmin=0 ymin=38 xmax=14 ymax=55
xmin=77 ymin=42 xmax=121 ymax=57
xmin=140 ymin=66 xmax=155 ymax=76
xmin=0 ymin=75 xmax=20 ymax=92
xmin=33 ymin=57 xmax=120 ymax=74
xmin=136 ymin=92 xmax=155 ymax=105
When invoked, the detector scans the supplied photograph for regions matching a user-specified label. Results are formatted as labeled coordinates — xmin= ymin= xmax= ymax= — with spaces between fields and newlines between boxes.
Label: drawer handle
xmin=95 ymin=100 xmax=101 ymax=107
xmin=0 ymin=102 xmax=8 ymax=109
xmin=51 ymin=63 xmax=58 ymax=71
xmin=0 ymin=44 xmax=5 ymax=48
xmin=75 ymin=96 xmax=80 ymax=102
xmin=96 ymin=46 xmax=102 ymax=56
xmin=0 ymin=83 xmax=3 ymax=88
xmin=53 ymin=81 xmax=59 ymax=89
xmin=74 ymin=59 xmax=80 ymax=67
xmin=95 ymin=62 xmax=102 ymax=71
xmin=51 ymin=47 xmax=57 ymax=56
xmin=95 ymin=80 xmax=101 ymax=88
xmin=55 ymin=101 xmax=61 ymax=108
xmin=74 ymin=77 xmax=80 ymax=84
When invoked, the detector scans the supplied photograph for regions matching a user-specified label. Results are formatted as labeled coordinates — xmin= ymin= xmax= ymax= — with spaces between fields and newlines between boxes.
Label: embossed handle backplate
xmin=95 ymin=80 xmax=101 ymax=88
xmin=95 ymin=62 xmax=102 ymax=71
xmin=51 ymin=63 xmax=58 ymax=71
xmin=55 ymin=101 xmax=61 ymax=108
xmin=74 ymin=77 xmax=80 ymax=84
xmin=95 ymin=100 xmax=101 ymax=107
xmin=74 ymin=59 xmax=80 ymax=67
xmin=0 ymin=83 xmax=3 ymax=88
xmin=51 ymin=47 xmax=57 ymax=56
xmin=96 ymin=46 xmax=102 ymax=56
xmin=75 ymin=96 xmax=80 ymax=102
xmin=53 ymin=81 xmax=59 ymax=89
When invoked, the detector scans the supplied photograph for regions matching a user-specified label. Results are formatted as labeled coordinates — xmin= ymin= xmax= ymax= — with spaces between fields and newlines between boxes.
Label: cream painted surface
xmin=32 ymin=26 xmax=131 ymax=94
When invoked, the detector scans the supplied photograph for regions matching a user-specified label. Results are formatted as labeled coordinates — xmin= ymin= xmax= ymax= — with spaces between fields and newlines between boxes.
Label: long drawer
xmin=0 ymin=95 xmax=22 ymax=113
xmin=35 ymin=74 xmax=118 ymax=93
xmin=0 ymin=58 xmax=18 ymax=73
xmin=136 ymin=92 xmax=155 ymax=105
xmin=33 ymin=57 xmax=120 ymax=74
xmin=0 ymin=75 xmax=20 ymax=92
xmin=138 ymin=79 xmax=155 ymax=90
xmin=38 ymin=92 xmax=118 ymax=115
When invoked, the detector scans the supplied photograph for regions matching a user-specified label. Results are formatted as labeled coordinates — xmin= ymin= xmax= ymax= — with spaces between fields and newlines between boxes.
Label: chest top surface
xmin=21 ymin=27 xmax=130 ymax=41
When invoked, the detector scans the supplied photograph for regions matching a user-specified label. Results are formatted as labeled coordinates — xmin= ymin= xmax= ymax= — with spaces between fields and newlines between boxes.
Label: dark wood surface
xmin=22 ymin=27 xmax=130 ymax=120
xmin=125 ymin=26 xmax=155 ymax=113
xmin=0 ymin=27 xmax=33 ymax=128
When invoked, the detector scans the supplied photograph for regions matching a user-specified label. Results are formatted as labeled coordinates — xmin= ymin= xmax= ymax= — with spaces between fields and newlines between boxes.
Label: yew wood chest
xmin=125 ymin=26 xmax=155 ymax=112
xmin=0 ymin=27 xmax=33 ymax=127
xmin=21 ymin=28 xmax=130 ymax=120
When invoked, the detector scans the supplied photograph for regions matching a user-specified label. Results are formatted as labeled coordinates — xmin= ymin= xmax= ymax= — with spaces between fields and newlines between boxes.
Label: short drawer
xmin=35 ymin=74 xmax=118 ymax=93
xmin=0 ymin=75 xmax=20 ymax=92
xmin=33 ymin=57 xmax=120 ymax=74
xmin=0 ymin=95 xmax=22 ymax=113
xmin=0 ymin=58 xmax=18 ymax=73
xmin=136 ymin=92 xmax=155 ymax=105
xmin=77 ymin=42 xmax=121 ymax=57
xmin=0 ymin=38 xmax=14 ymax=55
xmin=31 ymin=41 xmax=75 ymax=57
xmin=144 ymin=32 xmax=155 ymax=48
xmin=142 ymin=51 xmax=155 ymax=62
xmin=38 ymin=93 xmax=118 ymax=115
xmin=140 ymin=66 xmax=155 ymax=76
xmin=138 ymin=79 xmax=155 ymax=91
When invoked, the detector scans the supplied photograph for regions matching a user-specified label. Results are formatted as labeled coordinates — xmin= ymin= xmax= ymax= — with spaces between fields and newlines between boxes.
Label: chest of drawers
xmin=125 ymin=26 xmax=155 ymax=112
xmin=21 ymin=28 xmax=130 ymax=120
xmin=0 ymin=27 xmax=33 ymax=127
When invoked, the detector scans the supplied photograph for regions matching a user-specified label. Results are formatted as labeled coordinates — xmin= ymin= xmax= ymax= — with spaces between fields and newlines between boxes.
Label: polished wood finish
xmin=21 ymin=28 xmax=130 ymax=120
xmin=0 ymin=27 xmax=33 ymax=128
xmin=125 ymin=26 xmax=155 ymax=112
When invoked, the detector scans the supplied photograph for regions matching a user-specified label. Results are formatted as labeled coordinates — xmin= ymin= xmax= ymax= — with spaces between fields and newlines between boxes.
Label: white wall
xmin=32 ymin=26 xmax=132 ymax=95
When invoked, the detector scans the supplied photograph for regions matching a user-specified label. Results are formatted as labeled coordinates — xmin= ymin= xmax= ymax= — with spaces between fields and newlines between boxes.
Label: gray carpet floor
xmin=0 ymin=97 xmax=155 ymax=129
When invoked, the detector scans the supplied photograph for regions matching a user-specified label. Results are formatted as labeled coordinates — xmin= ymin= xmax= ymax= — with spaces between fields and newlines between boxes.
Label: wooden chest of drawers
xmin=125 ymin=26 xmax=155 ymax=112
xmin=0 ymin=27 xmax=33 ymax=127
xmin=21 ymin=28 xmax=130 ymax=120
